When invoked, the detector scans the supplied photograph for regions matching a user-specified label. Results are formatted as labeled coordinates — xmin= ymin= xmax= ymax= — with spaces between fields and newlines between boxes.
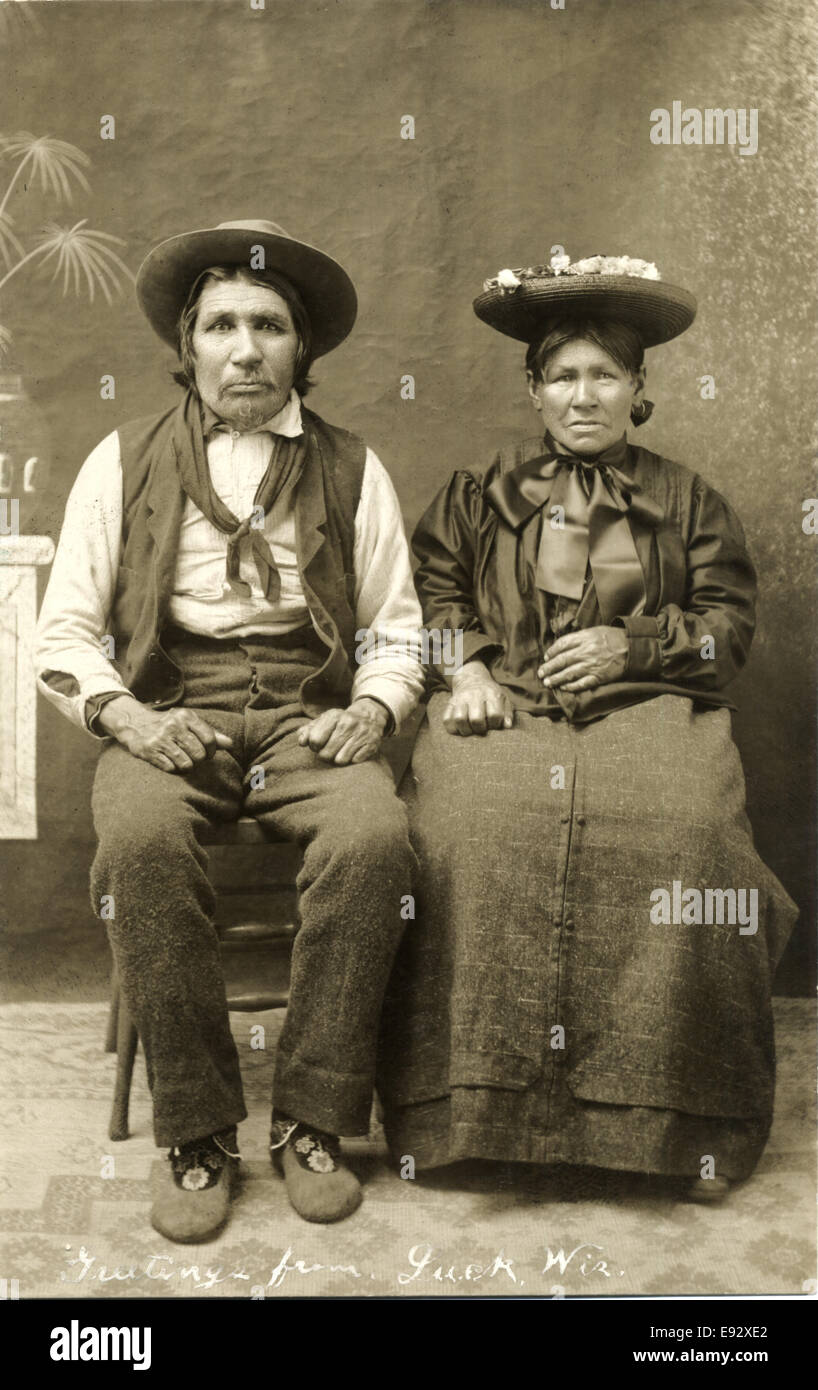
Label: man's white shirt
xmin=35 ymin=390 xmax=426 ymax=734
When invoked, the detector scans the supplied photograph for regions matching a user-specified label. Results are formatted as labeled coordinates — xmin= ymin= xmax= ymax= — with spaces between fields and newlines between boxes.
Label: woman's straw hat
xmin=473 ymin=253 xmax=696 ymax=348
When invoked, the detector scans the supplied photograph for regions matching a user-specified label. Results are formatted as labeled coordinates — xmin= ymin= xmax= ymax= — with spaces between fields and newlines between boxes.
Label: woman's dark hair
xmin=525 ymin=318 xmax=645 ymax=383
xmin=172 ymin=264 xmax=315 ymax=396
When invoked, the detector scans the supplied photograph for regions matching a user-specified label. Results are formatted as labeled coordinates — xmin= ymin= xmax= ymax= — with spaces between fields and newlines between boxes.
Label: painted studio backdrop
xmin=0 ymin=0 xmax=814 ymax=994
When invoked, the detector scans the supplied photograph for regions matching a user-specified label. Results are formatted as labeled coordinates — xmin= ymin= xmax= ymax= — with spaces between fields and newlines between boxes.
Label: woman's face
xmin=527 ymin=338 xmax=644 ymax=456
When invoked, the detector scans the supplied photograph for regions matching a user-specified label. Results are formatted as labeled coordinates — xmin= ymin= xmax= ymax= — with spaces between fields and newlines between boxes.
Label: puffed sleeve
xmin=412 ymin=470 xmax=503 ymax=678
xmin=614 ymin=473 xmax=757 ymax=689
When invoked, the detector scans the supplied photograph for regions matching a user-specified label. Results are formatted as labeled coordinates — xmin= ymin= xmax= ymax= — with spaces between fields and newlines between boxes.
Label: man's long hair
xmin=172 ymin=264 xmax=315 ymax=396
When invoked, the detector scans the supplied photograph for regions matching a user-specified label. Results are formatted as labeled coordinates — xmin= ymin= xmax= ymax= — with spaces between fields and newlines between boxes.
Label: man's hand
xmin=97 ymin=695 xmax=234 ymax=773
xmin=538 ymin=625 xmax=629 ymax=692
xmin=443 ymin=661 xmax=514 ymax=736
xmin=297 ymin=697 xmax=389 ymax=765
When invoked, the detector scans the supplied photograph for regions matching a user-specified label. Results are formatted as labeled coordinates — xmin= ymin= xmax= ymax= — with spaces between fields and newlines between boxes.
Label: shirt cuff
xmin=613 ymin=615 xmax=662 ymax=679
xmin=351 ymin=668 xmax=421 ymax=735
xmin=84 ymin=690 xmax=131 ymax=737
xmin=36 ymin=667 xmax=129 ymax=736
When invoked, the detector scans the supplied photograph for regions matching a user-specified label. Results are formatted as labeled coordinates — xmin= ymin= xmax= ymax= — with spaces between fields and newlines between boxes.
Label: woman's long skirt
xmin=377 ymin=693 xmax=798 ymax=1179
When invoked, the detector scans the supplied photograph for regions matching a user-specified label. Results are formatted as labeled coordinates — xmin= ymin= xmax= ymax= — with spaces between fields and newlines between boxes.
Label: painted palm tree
xmin=0 ymin=132 xmax=134 ymax=359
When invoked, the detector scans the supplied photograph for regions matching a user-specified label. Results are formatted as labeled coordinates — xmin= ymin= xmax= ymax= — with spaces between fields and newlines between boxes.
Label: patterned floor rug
xmin=1 ymin=998 xmax=815 ymax=1299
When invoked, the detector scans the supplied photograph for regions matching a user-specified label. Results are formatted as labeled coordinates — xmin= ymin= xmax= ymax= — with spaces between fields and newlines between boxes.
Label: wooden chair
xmin=104 ymin=816 xmax=300 ymax=1141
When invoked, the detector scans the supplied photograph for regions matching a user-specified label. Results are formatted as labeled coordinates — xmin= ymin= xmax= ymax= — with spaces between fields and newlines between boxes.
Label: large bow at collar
xmin=485 ymin=442 xmax=665 ymax=623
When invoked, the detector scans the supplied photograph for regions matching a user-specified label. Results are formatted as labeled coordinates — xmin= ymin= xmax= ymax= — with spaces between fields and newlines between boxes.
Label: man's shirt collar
xmin=200 ymin=388 xmax=304 ymax=440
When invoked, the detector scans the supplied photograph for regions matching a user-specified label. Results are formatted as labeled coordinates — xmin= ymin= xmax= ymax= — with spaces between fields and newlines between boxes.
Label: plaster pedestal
xmin=0 ymin=534 xmax=55 ymax=839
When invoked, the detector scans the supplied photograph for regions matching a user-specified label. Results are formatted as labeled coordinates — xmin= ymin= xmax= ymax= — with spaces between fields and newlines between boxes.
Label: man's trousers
xmin=90 ymin=623 xmax=414 ymax=1149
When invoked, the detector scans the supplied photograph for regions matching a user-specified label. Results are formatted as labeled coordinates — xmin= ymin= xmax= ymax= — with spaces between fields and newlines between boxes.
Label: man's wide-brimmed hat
xmin=135 ymin=219 xmax=358 ymax=357
xmin=473 ymin=253 xmax=696 ymax=349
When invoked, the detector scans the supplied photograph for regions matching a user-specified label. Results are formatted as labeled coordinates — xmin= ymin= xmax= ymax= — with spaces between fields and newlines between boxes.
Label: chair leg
xmin=104 ymin=970 xmax=119 ymax=1054
xmin=109 ymin=992 xmax=139 ymax=1142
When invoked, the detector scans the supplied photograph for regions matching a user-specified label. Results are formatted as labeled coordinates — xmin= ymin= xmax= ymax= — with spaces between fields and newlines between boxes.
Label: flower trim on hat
xmin=486 ymin=252 xmax=661 ymax=295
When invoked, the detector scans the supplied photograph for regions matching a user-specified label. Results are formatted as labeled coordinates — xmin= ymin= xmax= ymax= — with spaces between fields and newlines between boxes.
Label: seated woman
xmin=378 ymin=252 xmax=798 ymax=1200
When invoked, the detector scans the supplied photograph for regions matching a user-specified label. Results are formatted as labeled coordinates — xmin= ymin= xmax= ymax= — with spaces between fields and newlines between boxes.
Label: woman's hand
xmin=538 ymin=626 xmax=629 ymax=692
xmin=443 ymin=661 xmax=514 ymax=736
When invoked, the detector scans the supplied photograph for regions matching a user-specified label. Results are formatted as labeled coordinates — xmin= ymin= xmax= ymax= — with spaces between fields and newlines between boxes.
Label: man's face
xmin=527 ymin=338 xmax=643 ymax=457
xmin=190 ymin=275 xmax=301 ymax=430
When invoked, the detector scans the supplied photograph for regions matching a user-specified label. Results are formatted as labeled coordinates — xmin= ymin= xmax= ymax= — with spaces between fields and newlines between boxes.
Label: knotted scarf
xmin=486 ymin=433 xmax=664 ymax=624
xmin=170 ymin=389 xmax=307 ymax=602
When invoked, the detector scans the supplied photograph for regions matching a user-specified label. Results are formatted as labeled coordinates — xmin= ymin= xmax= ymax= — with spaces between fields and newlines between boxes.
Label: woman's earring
xmin=630 ymin=398 xmax=654 ymax=426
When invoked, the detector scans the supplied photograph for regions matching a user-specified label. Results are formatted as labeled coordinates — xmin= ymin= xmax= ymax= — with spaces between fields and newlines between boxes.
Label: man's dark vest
xmin=109 ymin=404 xmax=367 ymax=715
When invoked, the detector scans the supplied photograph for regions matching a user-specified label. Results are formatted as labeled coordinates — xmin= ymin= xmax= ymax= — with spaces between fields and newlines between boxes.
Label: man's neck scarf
xmin=169 ymin=389 xmax=307 ymax=602
xmin=486 ymin=431 xmax=664 ymax=623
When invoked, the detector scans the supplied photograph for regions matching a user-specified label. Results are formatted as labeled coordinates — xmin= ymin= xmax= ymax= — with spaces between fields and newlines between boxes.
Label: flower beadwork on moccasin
xmin=169 ymin=1137 xmax=234 ymax=1191
xmin=269 ymin=1117 xmax=299 ymax=1151
xmin=283 ymin=1124 xmax=342 ymax=1173
xmin=181 ymin=1165 xmax=211 ymax=1191
xmin=306 ymin=1147 xmax=337 ymax=1174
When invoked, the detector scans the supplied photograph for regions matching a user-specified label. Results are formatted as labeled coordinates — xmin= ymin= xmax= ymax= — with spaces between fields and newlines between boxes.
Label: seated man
xmin=36 ymin=217 xmax=424 ymax=1242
